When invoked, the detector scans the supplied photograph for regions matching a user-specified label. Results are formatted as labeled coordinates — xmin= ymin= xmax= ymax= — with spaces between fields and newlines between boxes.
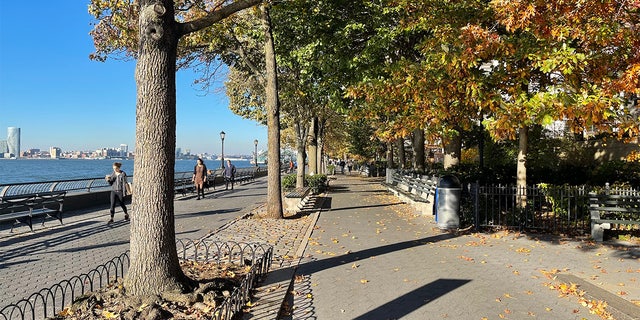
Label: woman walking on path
xmin=105 ymin=162 xmax=129 ymax=224
xmin=192 ymin=158 xmax=208 ymax=200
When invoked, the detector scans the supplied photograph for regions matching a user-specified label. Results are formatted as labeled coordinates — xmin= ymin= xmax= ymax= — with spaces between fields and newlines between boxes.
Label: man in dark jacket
xmin=224 ymin=160 xmax=237 ymax=190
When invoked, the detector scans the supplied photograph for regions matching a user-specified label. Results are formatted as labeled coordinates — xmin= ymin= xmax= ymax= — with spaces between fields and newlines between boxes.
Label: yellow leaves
xmin=540 ymin=269 xmax=559 ymax=279
xmin=102 ymin=310 xmax=117 ymax=319
xmin=360 ymin=279 xmax=369 ymax=284
xmin=515 ymin=247 xmax=531 ymax=253
xmin=458 ymin=255 xmax=475 ymax=262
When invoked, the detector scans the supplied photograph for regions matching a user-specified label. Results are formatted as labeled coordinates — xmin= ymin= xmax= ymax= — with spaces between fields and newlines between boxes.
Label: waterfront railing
xmin=0 ymin=167 xmax=267 ymax=198
xmin=0 ymin=177 xmax=114 ymax=197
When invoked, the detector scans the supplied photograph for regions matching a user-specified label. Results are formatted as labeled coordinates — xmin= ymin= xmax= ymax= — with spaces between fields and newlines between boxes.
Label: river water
xmin=0 ymin=158 xmax=255 ymax=184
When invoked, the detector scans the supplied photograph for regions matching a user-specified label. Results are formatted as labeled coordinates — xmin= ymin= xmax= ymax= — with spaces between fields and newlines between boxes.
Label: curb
xmin=274 ymin=197 xmax=324 ymax=319
xmin=556 ymin=274 xmax=640 ymax=320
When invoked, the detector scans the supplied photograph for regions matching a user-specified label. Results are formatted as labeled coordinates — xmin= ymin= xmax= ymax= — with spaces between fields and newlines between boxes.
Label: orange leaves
xmin=544 ymin=279 xmax=615 ymax=319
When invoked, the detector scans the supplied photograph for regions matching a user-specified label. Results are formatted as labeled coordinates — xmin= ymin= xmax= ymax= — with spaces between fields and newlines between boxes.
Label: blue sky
xmin=0 ymin=1 xmax=267 ymax=156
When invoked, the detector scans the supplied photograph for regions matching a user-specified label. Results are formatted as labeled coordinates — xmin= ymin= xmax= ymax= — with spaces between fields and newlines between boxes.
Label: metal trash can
xmin=435 ymin=175 xmax=461 ymax=230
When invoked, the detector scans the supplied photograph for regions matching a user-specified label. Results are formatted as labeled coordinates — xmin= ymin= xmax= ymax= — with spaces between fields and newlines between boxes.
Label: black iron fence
xmin=0 ymin=240 xmax=273 ymax=320
xmin=459 ymin=182 xmax=639 ymax=234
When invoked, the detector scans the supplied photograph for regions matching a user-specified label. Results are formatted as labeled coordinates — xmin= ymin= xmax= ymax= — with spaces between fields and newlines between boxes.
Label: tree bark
xmin=125 ymin=0 xmax=188 ymax=296
xmin=396 ymin=137 xmax=406 ymax=169
xmin=517 ymin=126 xmax=528 ymax=208
xmin=412 ymin=128 xmax=425 ymax=172
xmin=317 ymin=119 xmax=324 ymax=174
xmin=295 ymin=121 xmax=307 ymax=188
xmin=262 ymin=4 xmax=283 ymax=219
xmin=308 ymin=117 xmax=318 ymax=175
xmin=386 ymin=141 xmax=394 ymax=168
xmin=443 ymin=133 xmax=461 ymax=169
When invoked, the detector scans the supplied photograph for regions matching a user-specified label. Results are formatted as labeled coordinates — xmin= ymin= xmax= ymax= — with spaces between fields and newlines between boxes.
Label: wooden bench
xmin=589 ymin=193 xmax=640 ymax=242
xmin=174 ymin=176 xmax=195 ymax=197
xmin=205 ymin=168 xmax=224 ymax=190
xmin=385 ymin=173 xmax=437 ymax=203
xmin=235 ymin=168 xmax=255 ymax=184
xmin=384 ymin=173 xmax=438 ymax=215
xmin=0 ymin=191 xmax=66 ymax=232
xmin=283 ymin=187 xmax=312 ymax=214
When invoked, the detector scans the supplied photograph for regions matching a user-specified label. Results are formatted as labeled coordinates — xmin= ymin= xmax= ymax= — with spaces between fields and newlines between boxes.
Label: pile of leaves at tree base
xmin=53 ymin=260 xmax=250 ymax=319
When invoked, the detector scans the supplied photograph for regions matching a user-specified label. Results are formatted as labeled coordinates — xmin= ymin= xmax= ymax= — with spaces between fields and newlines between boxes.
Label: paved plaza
xmin=1 ymin=174 xmax=639 ymax=320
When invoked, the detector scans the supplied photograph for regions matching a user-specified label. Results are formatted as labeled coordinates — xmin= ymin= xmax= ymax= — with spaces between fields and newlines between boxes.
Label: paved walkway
xmin=0 ymin=177 xmax=271 ymax=306
xmin=283 ymin=175 xmax=639 ymax=320
xmin=1 ymin=174 xmax=639 ymax=320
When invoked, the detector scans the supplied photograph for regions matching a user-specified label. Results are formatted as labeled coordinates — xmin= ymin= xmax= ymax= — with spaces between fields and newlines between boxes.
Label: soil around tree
xmin=54 ymin=261 xmax=250 ymax=320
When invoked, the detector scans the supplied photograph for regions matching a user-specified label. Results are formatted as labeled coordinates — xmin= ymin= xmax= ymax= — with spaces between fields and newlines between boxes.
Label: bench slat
xmin=0 ymin=191 xmax=66 ymax=232
xmin=589 ymin=193 xmax=640 ymax=242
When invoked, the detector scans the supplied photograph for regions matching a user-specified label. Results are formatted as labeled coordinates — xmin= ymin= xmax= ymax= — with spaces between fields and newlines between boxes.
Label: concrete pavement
xmin=0 ymin=177 xmax=271 ymax=306
xmin=284 ymin=175 xmax=640 ymax=320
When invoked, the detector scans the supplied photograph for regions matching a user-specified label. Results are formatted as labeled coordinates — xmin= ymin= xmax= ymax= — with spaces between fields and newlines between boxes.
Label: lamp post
xmin=254 ymin=139 xmax=259 ymax=167
xmin=220 ymin=131 xmax=226 ymax=168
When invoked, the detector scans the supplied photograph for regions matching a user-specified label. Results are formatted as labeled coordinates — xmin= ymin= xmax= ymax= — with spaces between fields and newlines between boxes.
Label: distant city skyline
xmin=0 ymin=2 xmax=267 ymax=155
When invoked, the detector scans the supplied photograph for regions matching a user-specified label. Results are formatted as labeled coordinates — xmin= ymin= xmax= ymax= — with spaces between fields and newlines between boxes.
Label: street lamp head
xmin=254 ymin=139 xmax=258 ymax=146
xmin=220 ymin=131 xmax=226 ymax=140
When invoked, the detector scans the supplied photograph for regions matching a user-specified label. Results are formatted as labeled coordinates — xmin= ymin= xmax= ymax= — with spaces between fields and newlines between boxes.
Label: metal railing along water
xmin=0 ymin=166 xmax=268 ymax=198
xmin=0 ymin=240 xmax=273 ymax=320
xmin=0 ymin=177 xmax=115 ymax=197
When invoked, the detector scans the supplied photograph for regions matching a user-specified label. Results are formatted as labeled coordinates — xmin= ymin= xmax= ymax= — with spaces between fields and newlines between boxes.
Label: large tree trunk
xmin=396 ymin=137 xmax=406 ymax=169
xmin=517 ymin=126 xmax=528 ymax=207
xmin=295 ymin=121 xmax=306 ymax=188
xmin=386 ymin=141 xmax=394 ymax=168
xmin=317 ymin=119 xmax=324 ymax=174
xmin=443 ymin=133 xmax=461 ymax=169
xmin=263 ymin=4 xmax=283 ymax=219
xmin=125 ymin=0 xmax=188 ymax=296
xmin=308 ymin=117 xmax=318 ymax=175
xmin=412 ymin=128 xmax=425 ymax=172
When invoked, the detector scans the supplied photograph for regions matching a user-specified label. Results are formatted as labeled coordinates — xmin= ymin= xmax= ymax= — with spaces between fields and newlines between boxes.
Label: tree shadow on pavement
xmin=297 ymin=232 xmax=458 ymax=278
xmin=353 ymin=279 xmax=471 ymax=320
xmin=289 ymin=233 xmax=461 ymax=320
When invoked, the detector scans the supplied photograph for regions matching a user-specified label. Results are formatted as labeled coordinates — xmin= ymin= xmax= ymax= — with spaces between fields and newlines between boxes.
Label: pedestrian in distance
xmin=224 ymin=159 xmax=237 ymax=190
xmin=192 ymin=158 xmax=208 ymax=200
xmin=105 ymin=162 xmax=129 ymax=224
xmin=288 ymin=159 xmax=294 ymax=173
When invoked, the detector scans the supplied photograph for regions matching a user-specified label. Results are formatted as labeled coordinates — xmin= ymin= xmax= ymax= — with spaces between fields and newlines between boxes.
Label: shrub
xmin=281 ymin=174 xmax=296 ymax=190
xmin=307 ymin=174 xmax=328 ymax=193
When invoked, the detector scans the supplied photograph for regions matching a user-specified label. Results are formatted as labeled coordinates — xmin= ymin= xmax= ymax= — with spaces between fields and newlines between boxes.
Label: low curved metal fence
xmin=0 ymin=240 xmax=273 ymax=320
xmin=0 ymin=251 xmax=129 ymax=320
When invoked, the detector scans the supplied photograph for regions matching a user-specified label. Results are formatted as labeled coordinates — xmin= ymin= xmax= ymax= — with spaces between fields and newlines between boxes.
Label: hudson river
xmin=0 ymin=159 xmax=255 ymax=184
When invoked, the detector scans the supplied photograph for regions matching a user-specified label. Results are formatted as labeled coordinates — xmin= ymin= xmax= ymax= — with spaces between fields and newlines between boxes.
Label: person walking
xmin=105 ymin=162 xmax=129 ymax=224
xmin=224 ymin=159 xmax=237 ymax=190
xmin=192 ymin=158 xmax=208 ymax=200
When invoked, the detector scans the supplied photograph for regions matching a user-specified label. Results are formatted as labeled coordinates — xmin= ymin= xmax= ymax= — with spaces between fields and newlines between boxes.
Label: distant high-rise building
xmin=119 ymin=144 xmax=128 ymax=158
xmin=50 ymin=147 xmax=62 ymax=159
xmin=7 ymin=127 xmax=20 ymax=158
xmin=0 ymin=140 xmax=7 ymax=154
